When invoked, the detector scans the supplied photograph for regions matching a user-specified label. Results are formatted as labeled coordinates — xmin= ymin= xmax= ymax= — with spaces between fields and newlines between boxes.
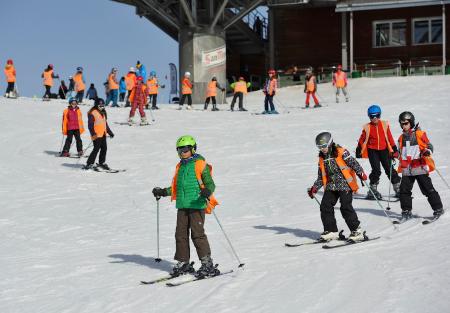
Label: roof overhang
xmin=336 ymin=0 xmax=450 ymax=12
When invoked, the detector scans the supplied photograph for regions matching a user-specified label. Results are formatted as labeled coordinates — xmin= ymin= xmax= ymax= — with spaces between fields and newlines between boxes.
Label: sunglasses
xmin=177 ymin=146 xmax=192 ymax=153
xmin=400 ymin=121 xmax=409 ymax=126
xmin=369 ymin=113 xmax=380 ymax=119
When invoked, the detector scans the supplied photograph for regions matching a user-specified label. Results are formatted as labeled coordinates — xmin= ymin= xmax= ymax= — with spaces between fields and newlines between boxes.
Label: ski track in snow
xmin=1 ymin=76 xmax=450 ymax=313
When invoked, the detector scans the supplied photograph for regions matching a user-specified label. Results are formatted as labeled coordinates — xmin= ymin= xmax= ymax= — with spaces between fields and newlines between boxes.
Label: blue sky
xmin=0 ymin=0 xmax=178 ymax=99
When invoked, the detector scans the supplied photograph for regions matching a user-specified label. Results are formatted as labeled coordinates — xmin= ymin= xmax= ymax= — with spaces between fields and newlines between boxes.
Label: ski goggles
xmin=176 ymin=146 xmax=192 ymax=153
xmin=400 ymin=121 xmax=410 ymax=126
xmin=369 ymin=113 xmax=381 ymax=119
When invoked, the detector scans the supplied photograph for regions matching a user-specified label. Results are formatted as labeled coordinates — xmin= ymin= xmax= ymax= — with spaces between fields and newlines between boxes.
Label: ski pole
xmin=212 ymin=210 xmax=244 ymax=268
xmin=274 ymin=97 xmax=289 ymax=113
xmin=76 ymin=141 xmax=93 ymax=165
xmin=361 ymin=180 xmax=398 ymax=230
xmin=148 ymin=104 xmax=156 ymax=122
xmin=59 ymin=135 xmax=65 ymax=153
xmin=312 ymin=194 xmax=321 ymax=206
xmin=155 ymin=197 xmax=162 ymax=262
xmin=386 ymin=158 xmax=395 ymax=211
xmin=435 ymin=167 xmax=450 ymax=191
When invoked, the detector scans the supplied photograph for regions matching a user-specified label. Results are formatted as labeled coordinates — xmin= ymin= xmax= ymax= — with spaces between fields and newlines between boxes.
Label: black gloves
xmin=152 ymin=187 xmax=168 ymax=198
xmin=109 ymin=133 xmax=114 ymax=138
xmin=355 ymin=145 xmax=362 ymax=158
xmin=200 ymin=188 xmax=212 ymax=198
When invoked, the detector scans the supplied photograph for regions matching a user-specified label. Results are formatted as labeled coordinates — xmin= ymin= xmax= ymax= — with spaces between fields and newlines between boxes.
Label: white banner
xmin=202 ymin=46 xmax=226 ymax=67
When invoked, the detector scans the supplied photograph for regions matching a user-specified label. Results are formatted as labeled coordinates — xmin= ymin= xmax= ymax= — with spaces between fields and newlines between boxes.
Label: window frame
xmin=412 ymin=16 xmax=443 ymax=46
xmin=372 ymin=19 xmax=407 ymax=48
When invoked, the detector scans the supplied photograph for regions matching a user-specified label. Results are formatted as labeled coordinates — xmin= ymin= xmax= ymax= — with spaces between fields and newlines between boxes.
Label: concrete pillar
xmin=350 ymin=11 xmax=354 ymax=73
xmin=341 ymin=12 xmax=348 ymax=71
xmin=179 ymin=28 xmax=227 ymax=104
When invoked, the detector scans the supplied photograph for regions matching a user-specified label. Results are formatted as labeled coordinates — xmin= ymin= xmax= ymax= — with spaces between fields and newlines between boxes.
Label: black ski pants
xmin=76 ymin=90 xmax=84 ymax=103
xmin=179 ymin=94 xmax=192 ymax=107
xmin=6 ymin=82 xmax=15 ymax=93
xmin=44 ymin=85 xmax=52 ymax=98
xmin=368 ymin=148 xmax=401 ymax=185
xmin=119 ymin=92 xmax=126 ymax=102
xmin=63 ymin=129 xmax=83 ymax=153
xmin=87 ymin=136 xmax=107 ymax=166
xmin=399 ymin=174 xmax=443 ymax=212
xmin=204 ymin=96 xmax=216 ymax=109
xmin=149 ymin=94 xmax=157 ymax=107
xmin=230 ymin=92 xmax=243 ymax=110
xmin=264 ymin=94 xmax=275 ymax=111
xmin=320 ymin=190 xmax=360 ymax=232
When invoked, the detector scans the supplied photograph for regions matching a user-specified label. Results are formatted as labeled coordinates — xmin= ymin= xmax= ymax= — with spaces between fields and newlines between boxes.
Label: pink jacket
xmin=67 ymin=107 xmax=80 ymax=130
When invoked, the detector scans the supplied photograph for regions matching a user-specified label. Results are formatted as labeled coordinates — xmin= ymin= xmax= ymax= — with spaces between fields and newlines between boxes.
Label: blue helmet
xmin=150 ymin=71 xmax=156 ymax=76
xmin=76 ymin=66 xmax=83 ymax=72
xmin=68 ymin=97 xmax=77 ymax=104
xmin=367 ymin=104 xmax=381 ymax=116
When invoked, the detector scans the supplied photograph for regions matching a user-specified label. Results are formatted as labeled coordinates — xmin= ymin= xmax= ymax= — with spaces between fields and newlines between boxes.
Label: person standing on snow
xmin=73 ymin=67 xmax=86 ymax=104
xmin=42 ymin=64 xmax=59 ymax=100
xmin=60 ymin=98 xmax=84 ymax=157
xmin=308 ymin=132 xmax=369 ymax=242
xmin=146 ymin=71 xmax=164 ymax=110
xmin=152 ymin=135 xmax=220 ymax=278
xmin=333 ymin=65 xmax=349 ymax=103
xmin=179 ymin=72 xmax=193 ymax=110
xmin=136 ymin=61 xmax=147 ymax=82
xmin=84 ymin=98 xmax=114 ymax=170
xmin=230 ymin=76 xmax=251 ymax=111
xmin=119 ymin=77 xmax=126 ymax=102
xmin=86 ymin=83 xmax=98 ymax=100
xmin=355 ymin=105 xmax=401 ymax=200
xmin=304 ymin=68 xmax=321 ymax=108
xmin=128 ymin=76 xmax=149 ymax=126
xmin=395 ymin=111 xmax=444 ymax=221
xmin=58 ymin=80 xmax=68 ymax=99
xmin=105 ymin=68 xmax=119 ymax=107
xmin=124 ymin=67 xmax=136 ymax=107
xmin=262 ymin=69 xmax=278 ymax=114
xmin=4 ymin=59 xmax=16 ymax=98
xmin=204 ymin=76 xmax=225 ymax=111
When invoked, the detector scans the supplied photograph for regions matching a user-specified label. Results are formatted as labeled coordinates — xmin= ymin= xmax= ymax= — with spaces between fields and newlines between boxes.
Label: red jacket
xmin=358 ymin=121 xmax=396 ymax=151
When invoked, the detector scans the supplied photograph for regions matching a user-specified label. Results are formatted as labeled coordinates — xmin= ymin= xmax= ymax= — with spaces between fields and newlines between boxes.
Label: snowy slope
xmin=1 ymin=76 xmax=450 ymax=313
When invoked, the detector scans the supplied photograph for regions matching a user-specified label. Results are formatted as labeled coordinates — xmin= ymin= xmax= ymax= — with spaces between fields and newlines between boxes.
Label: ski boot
xmin=433 ymin=208 xmax=444 ymax=218
xmin=60 ymin=151 xmax=70 ymax=157
xmin=393 ymin=182 xmax=401 ymax=198
xmin=238 ymin=107 xmax=247 ymax=112
xmin=212 ymin=104 xmax=219 ymax=111
xmin=366 ymin=183 xmax=382 ymax=200
xmin=177 ymin=106 xmax=183 ymax=110
xmin=304 ymin=104 xmax=310 ymax=108
xmin=97 ymin=163 xmax=111 ymax=171
xmin=313 ymin=103 xmax=322 ymax=108
xmin=83 ymin=164 xmax=95 ymax=170
xmin=140 ymin=117 xmax=149 ymax=126
xmin=261 ymin=110 xmax=269 ymax=114
xmin=318 ymin=231 xmax=339 ymax=242
xmin=270 ymin=110 xmax=279 ymax=114
xmin=77 ymin=151 xmax=83 ymax=157
xmin=204 ymin=103 xmax=208 ymax=111
xmin=127 ymin=117 xmax=134 ymax=126
xmin=187 ymin=105 xmax=192 ymax=110
xmin=348 ymin=227 xmax=367 ymax=242
xmin=196 ymin=256 xmax=220 ymax=278
xmin=230 ymin=105 xmax=234 ymax=112
xmin=400 ymin=210 xmax=412 ymax=221
xmin=171 ymin=261 xmax=195 ymax=277
xmin=151 ymin=105 xmax=159 ymax=110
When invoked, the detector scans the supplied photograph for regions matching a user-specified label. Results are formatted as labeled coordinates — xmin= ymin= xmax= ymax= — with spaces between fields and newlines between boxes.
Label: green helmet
xmin=176 ymin=135 xmax=197 ymax=155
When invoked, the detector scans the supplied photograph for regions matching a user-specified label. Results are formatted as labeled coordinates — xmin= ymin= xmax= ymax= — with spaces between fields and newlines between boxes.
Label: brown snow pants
xmin=174 ymin=209 xmax=211 ymax=262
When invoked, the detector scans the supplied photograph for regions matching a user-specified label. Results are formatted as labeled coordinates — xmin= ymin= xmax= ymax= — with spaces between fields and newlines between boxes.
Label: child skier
xmin=204 ymin=76 xmax=225 ymax=111
xmin=304 ymin=68 xmax=321 ymax=108
xmin=308 ymin=132 xmax=369 ymax=242
xmin=86 ymin=83 xmax=98 ymax=100
xmin=125 ymin=67 xmax=136 ymax=107
xmin=119 ymin=77 xmax=126 ymax=102
xmin=262 ymin=69 xmax=278 ymax=114
xmin=128 ymin=76 xmax=149 ymax=126
xmin=179 ymin=72 xmax=193 ymax=110
xmin=73 ymin=67 xmax=85 ymax=104
xmin=84 ymin=98 xmax=115 ymax=170
xmin=396 ymin=111 xmax=444 ymax=221
xmin=61 ymin=98 xmax=84 ymax=157
xmin=230 ymin=76 xmax=251 ymax=111
xmin=356 ymin=104 xmax=401 ymax=199
xmin=333 ymin=65 xmax=349 ymax=103
xmin=146 ymin=71 xmax=164 ymax=110
xmin=42 ymin=64 xmax=59 ymax=100
xmin=105 ymin=68 xmax=119 ymax=107
xmin=4 ymin=59 xmax=16 ymax=98
xmin=152 ymin=135 xmax=220 ymax=278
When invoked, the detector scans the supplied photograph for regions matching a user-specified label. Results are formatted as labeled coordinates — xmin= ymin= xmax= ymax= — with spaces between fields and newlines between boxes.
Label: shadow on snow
xmin=108 ymin=254 xmax=174 ymax=273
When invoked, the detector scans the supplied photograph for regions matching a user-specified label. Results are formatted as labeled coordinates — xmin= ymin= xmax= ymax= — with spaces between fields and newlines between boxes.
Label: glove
xmin=221 ymin=88 xmax=225 ymax=92
xmin=358 ymin=172 xmax=368 ymax=181
xmin=355 ymin=146 xmax=362 ymax=158
xmin=92 ymin=135 xmax=98 ymax=140
xmin=152 ymin=187 xmax=167 ymax=198
xmin=391 ymin=151 xmax=399 ymax=159
xmin=200 ymin=188 xmax=212 ymax=198
xmin=422 ymin=149 xmax=431 ymax=157
xmin=307 ymin=186 xmax=318 ymax=199
xmin=109 ymin=133 xmax=115 ymax=138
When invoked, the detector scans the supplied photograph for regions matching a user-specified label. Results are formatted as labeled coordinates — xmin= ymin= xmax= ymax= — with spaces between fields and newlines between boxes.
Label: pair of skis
xmin=392 ymin=214 xmax=443 ymax=225
xmin=140 ymin=269 xmax=234 ymax=287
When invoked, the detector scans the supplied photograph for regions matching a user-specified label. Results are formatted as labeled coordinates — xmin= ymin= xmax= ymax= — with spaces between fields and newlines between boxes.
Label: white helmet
xmin=184 ymin=71 xmax=191 ymax=77
xmin=129 ymin=67 xmax=135 ymax=72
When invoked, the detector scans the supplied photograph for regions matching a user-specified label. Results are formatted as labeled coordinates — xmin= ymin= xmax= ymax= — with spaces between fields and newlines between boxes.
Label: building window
xmin=413 ymin=17 xmax=443 ymax=45
xmin=373 ymin=20 xmax=406 ymax=47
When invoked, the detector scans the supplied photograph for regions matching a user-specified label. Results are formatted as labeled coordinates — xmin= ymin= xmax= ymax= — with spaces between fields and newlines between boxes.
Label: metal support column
xmin=341 ymin=12 xmax=348 ymax=70
xmin=350 ymin=11 xmax=354 ymax=73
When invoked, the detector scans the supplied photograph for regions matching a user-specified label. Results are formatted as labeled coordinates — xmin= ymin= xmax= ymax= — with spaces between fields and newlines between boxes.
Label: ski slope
xmin=1 ymin=75 xmax=450 ymax=313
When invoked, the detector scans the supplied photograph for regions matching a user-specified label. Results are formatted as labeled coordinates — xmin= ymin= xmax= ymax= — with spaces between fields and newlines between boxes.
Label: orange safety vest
xmin=4 ymin=65 xmax=16 ymax=83
xmin=181 ymin=78 xmax=192 ymax=95
xmin=146 ymin=77 xmax=158 ymax=95
xmin=170 ymin=159 xmax=219 ymax=214
xmin=319 ymin=147 xmax=359 ymax=192
xmin=125 ymin=73 xmax=136 ymax=91
xmin=267 ymin=78 xmax=277 ymax=95
xmin=62 ymin=108 xmax=85 ymax=135
xmin=90 ymin=110 xmax=106 ymax=139
xmin=108 ymin=73 xmax=119 ymax=90
xmin=360 ymin=120 xmax=393 ymax=158
xmin=234 ymin=81 xmax=248 ymax=94
xmin=73 ymin=73 xmax=85 ymax=92
xmin=43 ymin=70 xmax=53 ymax=87
xmin=206 ymin=81 xmax=217 ymax=97
xmin=335 ymin=71 xmax=346 ymax=88
xmin=306 ymin=76 xmax=316 ymax=92
xmin=397 ymin=130 xmax=435 ymax=173
xmin=129 ymin=83 xmax=147 ymax=103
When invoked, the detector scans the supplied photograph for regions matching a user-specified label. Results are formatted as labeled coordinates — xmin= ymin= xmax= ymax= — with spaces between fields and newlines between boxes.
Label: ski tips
xmin=154 ymin=258 xmax=162 ymax=262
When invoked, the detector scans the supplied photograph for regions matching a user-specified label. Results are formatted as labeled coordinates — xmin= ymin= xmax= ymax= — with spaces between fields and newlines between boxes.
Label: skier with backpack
xmin=307 ymin=132 xmax=369 ymax=242
xmin=152 ymin=135 xmax=220 ymax=278
xmin=355 ymin=104 xmax=401 ymax=200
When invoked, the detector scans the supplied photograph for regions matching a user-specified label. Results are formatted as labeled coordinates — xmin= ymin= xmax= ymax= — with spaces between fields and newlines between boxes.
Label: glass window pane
xmin=376 ymin=23 xmax=390 ymax=47
xmin=431 ymin=19 xmax=442 ymax=43
xmin=414 ymin=20 xmax=429 ymax=44
xmin=391 ymin=22 xmax=406 ymax=46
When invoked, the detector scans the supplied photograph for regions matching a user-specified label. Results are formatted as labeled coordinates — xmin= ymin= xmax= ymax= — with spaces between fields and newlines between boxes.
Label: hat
xmin=95 ymin=98 xmax=105 ymax=106
xmin=6 ymin=59 xmax=13 ymax=65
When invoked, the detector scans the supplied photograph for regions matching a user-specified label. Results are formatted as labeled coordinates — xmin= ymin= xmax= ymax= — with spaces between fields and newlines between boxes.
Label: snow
xmin=1 ymin=75 xmax=450 ymax=313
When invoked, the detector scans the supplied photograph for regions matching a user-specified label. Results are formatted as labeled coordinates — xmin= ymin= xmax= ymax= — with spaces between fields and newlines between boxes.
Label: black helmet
xmin=399 ymin=111 xmax=415 ymax=127
xmin=95 ymin=98 xmax=105 ymax=106
xmin=315 ymin=131 xmax=333 ymax=149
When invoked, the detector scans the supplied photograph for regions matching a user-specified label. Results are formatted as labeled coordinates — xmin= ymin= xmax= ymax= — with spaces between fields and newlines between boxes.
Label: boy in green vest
xmin=152 ymin=135 xmax=219 ymax=277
